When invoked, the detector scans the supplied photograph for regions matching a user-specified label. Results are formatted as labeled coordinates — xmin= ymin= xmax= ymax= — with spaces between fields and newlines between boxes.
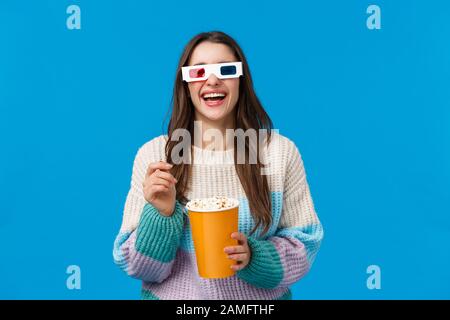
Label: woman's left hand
xmin=224 ymin=232 xmax=252 ymax=271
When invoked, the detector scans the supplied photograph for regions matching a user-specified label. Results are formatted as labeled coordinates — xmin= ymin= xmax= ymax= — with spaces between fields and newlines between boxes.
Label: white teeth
xmin=202 ymin=92 xmax=226 ymax=99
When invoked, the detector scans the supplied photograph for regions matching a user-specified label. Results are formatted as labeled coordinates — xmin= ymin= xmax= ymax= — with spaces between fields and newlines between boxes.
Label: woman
xmin=113 ymin=31 xmax=324 ymax=300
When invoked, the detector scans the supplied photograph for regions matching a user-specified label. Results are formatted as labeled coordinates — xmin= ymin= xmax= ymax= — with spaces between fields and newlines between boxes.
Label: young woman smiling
xmin=113 ymin=31 xmax=324 ymax=300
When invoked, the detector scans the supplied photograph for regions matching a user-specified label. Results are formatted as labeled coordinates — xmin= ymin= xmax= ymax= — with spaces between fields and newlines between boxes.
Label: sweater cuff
xmin=236 ymin=236 xmax=284 ymax=289
xmin=135 ymin=201 xmax=185 ymax=263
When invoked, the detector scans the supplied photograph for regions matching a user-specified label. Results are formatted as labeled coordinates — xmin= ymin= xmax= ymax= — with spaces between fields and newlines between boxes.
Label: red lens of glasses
xmin=189 ymin=68 xmax=205 ymax=78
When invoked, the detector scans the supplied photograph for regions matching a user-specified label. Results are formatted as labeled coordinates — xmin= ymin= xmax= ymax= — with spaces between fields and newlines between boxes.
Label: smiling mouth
xmin=201 ymin=92 xmax=227 ymax=102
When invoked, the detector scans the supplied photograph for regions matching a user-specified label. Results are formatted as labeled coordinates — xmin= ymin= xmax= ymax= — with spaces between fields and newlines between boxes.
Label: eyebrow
xmin=192 ymin=60 xmax=234 ymax=66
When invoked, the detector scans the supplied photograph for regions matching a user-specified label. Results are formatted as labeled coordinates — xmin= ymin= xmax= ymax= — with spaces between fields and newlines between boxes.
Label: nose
xmin=205 ymin=73 xmax=221 ymax=86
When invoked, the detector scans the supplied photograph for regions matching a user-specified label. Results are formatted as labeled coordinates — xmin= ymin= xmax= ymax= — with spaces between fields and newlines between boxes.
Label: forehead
xmin=188 ymin=41 xmax=237 ymax=66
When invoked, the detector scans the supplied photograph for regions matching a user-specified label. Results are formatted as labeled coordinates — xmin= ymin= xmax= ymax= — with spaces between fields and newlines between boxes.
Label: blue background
xmin=1 ymin=0 xmax=449 ymax=299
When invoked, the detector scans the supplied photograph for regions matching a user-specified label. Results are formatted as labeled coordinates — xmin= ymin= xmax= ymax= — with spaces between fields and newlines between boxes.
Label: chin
xmin=199 ymin=103 xmax=230 ymax=120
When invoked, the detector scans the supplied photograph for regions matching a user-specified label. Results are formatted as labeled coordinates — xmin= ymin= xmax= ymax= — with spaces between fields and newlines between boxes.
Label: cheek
xmin=228 ymin=80 xmax=240 ymax=103
xmin=188 ymin=83 xmax=202 ymax=101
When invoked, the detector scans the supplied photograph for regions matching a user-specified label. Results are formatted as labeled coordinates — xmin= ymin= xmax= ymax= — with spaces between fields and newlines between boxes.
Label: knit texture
xmin=113 ymin=133 xmax=324 ymax=299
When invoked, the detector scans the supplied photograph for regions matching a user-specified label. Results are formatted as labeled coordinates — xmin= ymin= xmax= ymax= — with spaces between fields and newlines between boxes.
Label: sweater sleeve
xmin=114 ymin=202 xmax=184 ymax=283
xmin=112 ymin=141 xmax=185 ymax=283
xmin=236 ymin=141 xmax=324 ymax=289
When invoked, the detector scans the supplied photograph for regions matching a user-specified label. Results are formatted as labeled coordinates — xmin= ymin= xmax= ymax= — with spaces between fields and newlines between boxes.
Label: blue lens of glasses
xmin=220 ymin=65 xmax=237 ymax=75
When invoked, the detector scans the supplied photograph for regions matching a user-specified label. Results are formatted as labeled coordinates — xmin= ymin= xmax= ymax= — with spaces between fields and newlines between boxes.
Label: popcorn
xmin=186 ymin=196 xmax=238 ymax=211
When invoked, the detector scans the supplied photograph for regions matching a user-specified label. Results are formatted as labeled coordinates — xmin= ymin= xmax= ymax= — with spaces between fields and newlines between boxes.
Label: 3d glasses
xmin=181 ymin=62 xmax=243 ymax=82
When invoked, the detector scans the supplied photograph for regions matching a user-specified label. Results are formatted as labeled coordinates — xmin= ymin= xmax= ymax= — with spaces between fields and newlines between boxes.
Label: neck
xmin=193 ymin=114 xmax=235 ymax=151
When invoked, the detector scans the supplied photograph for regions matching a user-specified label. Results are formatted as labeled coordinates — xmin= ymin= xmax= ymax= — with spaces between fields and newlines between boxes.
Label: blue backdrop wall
xmin=1 ymin=0 xmax=449 ymax=299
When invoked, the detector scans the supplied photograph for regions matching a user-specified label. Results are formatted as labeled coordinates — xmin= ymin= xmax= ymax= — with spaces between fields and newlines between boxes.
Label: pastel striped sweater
xmin=113 ymin=133 xmax=324 ymax=300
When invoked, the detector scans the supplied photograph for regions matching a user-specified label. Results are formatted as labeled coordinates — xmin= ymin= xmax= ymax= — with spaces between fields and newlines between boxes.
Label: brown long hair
xmin=165 ymin=31 xmax=273 ymax=236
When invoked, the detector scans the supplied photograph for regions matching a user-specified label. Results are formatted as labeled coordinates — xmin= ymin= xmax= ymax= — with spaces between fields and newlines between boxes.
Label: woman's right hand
xmin=143 ymin=161 xmax=177 ymax=217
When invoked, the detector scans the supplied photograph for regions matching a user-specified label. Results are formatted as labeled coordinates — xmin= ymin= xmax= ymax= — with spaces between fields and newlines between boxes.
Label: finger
xmin=150 ymin=176 xmax=171 ymax=188
xmin=224 ymin=245 xmax=246 ymax=254
xmin=153 ymin=169 xmax=177 ymax=184
xmin=231 ymin=263 xmax=246 ymax=271
xmin=231 ymin=232 xmax=247 ymax=245
xmin=146 ymin=162 xmax=173 ymax=177
xmin=151 ymin=185 xmax=169 ymax=194
xmin=228 ymin=253 xmax=247 ymax=262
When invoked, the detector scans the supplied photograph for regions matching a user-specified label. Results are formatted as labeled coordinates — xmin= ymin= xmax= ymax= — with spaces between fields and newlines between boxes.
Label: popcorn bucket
xmin=186 ymin=197 xmax=239 ymax=279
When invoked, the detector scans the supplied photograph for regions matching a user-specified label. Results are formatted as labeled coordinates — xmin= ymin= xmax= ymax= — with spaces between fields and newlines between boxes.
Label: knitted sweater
xmin=113 ymin=133 xmax=324 ymax=300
